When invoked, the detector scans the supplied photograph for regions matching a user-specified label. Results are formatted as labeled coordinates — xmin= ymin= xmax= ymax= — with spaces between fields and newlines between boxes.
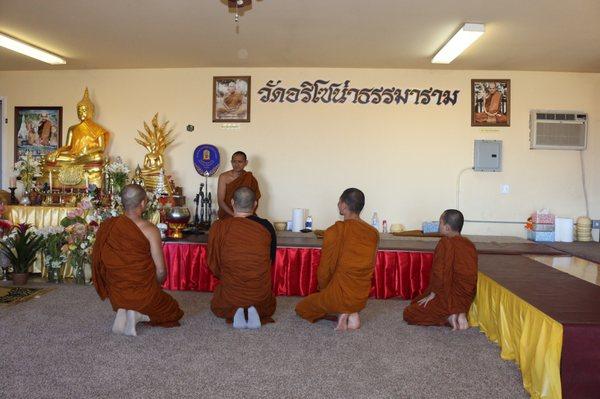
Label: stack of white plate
xmin=576 ymin=216 xmax=592 ymax=242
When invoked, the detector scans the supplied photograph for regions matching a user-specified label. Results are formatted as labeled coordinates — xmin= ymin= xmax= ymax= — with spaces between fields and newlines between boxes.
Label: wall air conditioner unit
xmin=530 ymin=110 xmax=587 ymax=150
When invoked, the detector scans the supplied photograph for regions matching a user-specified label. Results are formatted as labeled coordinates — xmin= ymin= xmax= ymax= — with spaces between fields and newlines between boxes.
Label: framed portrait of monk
xmin=213 ymin=76 xmax=251 ymax=123
xmin=471 ymin=79 xmax=510 ymax=127
xmin=14 ymin=106 xmax=63 ymax=161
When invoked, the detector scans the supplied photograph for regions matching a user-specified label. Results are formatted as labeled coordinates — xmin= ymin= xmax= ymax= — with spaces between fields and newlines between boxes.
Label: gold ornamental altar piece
xmin=135 ymin=113 xmax=175 ymax=193
xmin=44 ymin=88 xmax=109 ymax=189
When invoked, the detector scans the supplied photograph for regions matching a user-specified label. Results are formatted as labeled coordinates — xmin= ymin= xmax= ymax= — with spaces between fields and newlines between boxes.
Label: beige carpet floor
xmin=0 ymin=284 xmax=528 ymax=398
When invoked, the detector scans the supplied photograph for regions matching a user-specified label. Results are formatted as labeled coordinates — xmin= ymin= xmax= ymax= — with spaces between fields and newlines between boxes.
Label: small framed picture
xmin=14 ymin=106 xmax=63 ymax=161
xmin=213 ymin=76 xmax=251 ymax=123
xmin=471 ymin=79 xmax=510 ymax=127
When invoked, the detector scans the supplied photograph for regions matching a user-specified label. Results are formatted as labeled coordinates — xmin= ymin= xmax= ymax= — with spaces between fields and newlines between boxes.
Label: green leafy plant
xmin=0 ymin=224 xmax=44 ymax=273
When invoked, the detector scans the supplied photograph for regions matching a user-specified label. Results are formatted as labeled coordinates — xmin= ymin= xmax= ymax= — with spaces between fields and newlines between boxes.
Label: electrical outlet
xmin=592 ymin=220 xmax=600 ymax=229
xmin=500 ymin=184 xmax=510 ymax=194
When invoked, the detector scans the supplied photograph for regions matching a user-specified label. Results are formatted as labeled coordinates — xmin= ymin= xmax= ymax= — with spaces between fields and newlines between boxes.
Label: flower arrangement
xmin=142 ymin=192 xmax=162 ymax=222
xmin=14 ymin=152 xmax=43 ymax=192
xmin=106 ymin=156 xmax=130 ymax=196
xmin=0 ymin=224 xmax=44 ymax=284
xmin=60 ymin=220 xmax=98 ymax=284
xmin=36 ymin=225 xmax=67 ymax=282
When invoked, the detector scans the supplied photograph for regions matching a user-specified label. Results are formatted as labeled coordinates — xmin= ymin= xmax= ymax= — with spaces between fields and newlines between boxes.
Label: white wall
xmin=0 ymin=68 xmax=598 ymax=237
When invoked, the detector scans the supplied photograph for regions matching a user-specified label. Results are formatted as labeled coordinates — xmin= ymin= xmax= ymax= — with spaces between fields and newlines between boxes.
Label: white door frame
xmin=0 ymin=96 xmax=5 ymax=188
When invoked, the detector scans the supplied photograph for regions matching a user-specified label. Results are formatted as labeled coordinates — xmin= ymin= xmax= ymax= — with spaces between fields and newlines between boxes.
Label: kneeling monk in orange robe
xmin=295 ymin=188 xmax=379 ymax=331
xmin=208 ymin=186 xmax=276 ymax=329
xmin=403 ymin=209 xmax=478 ymax=330
xmin=92 ymin=184 xmax=184 ymax=336
xmin=217 ymin=151 xmax=261 ymax=219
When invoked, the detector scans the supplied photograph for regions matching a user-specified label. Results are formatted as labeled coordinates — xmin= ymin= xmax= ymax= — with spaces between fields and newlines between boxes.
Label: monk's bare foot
xmin=247 ymin=306 xmax=262 ymax=329
xmin=135 ymin=312 xmax=150 ymax=323
xmin=112 ymin=308 xmax=126 ymax=334
xmin=233 ymin=307 xmax=247 ymax=329
xmin=448 ymin=314 xmax=458 ymax=331
xmin=348 ymin=313 xmax=361 ymax=330
xmin=457 ymin=313 xmax=469 ymax=330
xmin=335 ymin=313 xmax=348 ymax=331
xmin=124 ymin=310 xmax=138 ymax=336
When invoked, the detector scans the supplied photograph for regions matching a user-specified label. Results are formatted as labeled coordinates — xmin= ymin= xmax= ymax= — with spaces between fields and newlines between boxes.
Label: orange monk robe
xmin=207 ymin=217 xmax=276 ymax=322
xmin=218 ymin=171 xmax=261 ymax=219
xmin=403 ymin=236 xmax=478 ymax=326
xmin=92 ymin=215 xmax=183 ymax=327
xmin=295 ymin=220 xmax=379 ymax=322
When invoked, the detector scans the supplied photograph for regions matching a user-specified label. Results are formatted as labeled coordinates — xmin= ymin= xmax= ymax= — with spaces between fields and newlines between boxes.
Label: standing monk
xmin=92 ymin=184 xmax=184 ymax=336
xmin=403 ymin=209 xmax=478 ymax=330
xmin=208 ymin=187 xmax=276 ymax=329
xmin=295 ymin=188 xmax=379 ymax=331
xmin=217 ymin=151 xmax=261 ymax=219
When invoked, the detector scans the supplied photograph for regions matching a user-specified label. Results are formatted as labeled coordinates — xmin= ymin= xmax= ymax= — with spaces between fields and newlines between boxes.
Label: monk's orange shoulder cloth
xmin=218 ymin=171 xmax=261 ymax=219
xmin=92 ymin=215 xmax=183 ymax=327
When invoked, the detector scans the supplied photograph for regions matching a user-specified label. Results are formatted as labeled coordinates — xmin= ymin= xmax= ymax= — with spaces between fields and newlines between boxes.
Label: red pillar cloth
xmin=162 ymin=243 xmax=433 ymax=300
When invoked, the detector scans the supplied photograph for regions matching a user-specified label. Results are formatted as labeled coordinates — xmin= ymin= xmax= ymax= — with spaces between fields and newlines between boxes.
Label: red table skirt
xmin=162 ymin=242 xmax=433 ymax=300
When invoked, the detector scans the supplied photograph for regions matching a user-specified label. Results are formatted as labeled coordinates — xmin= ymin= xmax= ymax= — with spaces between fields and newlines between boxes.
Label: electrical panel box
xmin=474 ymin=140 xmax=502 ymax=172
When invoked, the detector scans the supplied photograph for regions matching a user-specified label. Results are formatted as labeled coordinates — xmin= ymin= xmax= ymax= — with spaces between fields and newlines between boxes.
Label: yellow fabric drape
xmin=5 ymin=205 xmax=77 ymax=228
xmin=469 ymin=272 xmax=563 ymax=399
xmin=5 ymin=205 xmax=77 ymax=274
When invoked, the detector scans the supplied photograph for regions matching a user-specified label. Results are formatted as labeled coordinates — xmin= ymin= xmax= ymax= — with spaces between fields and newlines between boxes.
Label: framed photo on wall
xmin=14 ymin=106 xmax=63 ymax=161
xmin=213 ymin=76 xmax=251 ymax=123
xmin=471 ymin=79 xmax=510 ymax=127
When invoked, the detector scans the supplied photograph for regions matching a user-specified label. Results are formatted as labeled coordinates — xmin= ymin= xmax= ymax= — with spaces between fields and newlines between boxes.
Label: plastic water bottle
xmin=371 ymin=212 xmax=380 ymax=231
xmin=305 ymin=215 xmax=313 ymax=231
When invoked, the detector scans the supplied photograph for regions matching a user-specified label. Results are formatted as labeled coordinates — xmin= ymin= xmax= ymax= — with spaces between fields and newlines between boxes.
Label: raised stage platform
xmin=162 ymin=232 xmax=599 ymax=399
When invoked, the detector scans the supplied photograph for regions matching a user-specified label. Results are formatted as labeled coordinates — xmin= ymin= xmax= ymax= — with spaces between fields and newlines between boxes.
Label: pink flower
xmin=79 ymin=200 xmax=93 ymax=210
xmin=74 ymin=208 xmax=84 ymax=217
xmin=67 ymin=211 xmax=76 ymax=218
xmin=0 ymin=219 xmax=12 ymax=230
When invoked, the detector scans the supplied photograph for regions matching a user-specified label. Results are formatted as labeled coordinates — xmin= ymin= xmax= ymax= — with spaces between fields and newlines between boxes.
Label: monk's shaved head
xmin=340 ymin=188 xmax=365 ymax=214
xmin=441 ymin=209 xmax=464 ymax=233
xmin=121 ymin=184 xmax=147 ymax=211
xmin=232 ymin=151 xmax=247 ymax=161
xmin=233 ymin=186 xmax=256 ymax=212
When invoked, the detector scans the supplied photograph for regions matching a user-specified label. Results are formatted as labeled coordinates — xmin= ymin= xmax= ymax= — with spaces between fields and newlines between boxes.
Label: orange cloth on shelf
xmin=295 ymin=219 xmax=379 ymax=322
xmin=403 ymin=236 xmax=478 ymax=325
xmin=207 ymin=217 xmax=276 ymax=322
xmin=92 ymin=215 xmax=183 ymax=327
xmin=218 ymin=171 xmax=261 ymax=219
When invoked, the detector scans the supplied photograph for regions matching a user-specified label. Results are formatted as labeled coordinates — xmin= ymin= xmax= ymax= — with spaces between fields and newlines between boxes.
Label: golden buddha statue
xmin=45 ymin=88 xmax=109 ymax=188
xmin=131 ymin=164 xmax=145 ymax=187
xmin=135 ymin=113 xmax=174 ymax=192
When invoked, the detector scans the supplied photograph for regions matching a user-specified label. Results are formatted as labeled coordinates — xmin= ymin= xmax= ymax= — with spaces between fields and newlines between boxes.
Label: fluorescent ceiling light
xmin=432 ymin=23 xmax=485 ymax=64
xmin=0 ymin=32 xmax=66 ymax=65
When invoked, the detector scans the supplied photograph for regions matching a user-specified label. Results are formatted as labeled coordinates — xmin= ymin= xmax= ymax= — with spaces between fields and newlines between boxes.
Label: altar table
xmin=162 ymin=241 xmax=433 ymax=299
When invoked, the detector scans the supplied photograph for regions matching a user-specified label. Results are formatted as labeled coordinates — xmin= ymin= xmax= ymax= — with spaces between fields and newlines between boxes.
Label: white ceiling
xmin=0 ymin=0 xmax=599 ymax=72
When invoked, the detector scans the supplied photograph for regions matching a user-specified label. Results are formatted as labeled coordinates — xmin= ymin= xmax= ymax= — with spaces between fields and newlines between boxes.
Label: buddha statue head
xmin=77 ymin=88 xmax=95 ymax=122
